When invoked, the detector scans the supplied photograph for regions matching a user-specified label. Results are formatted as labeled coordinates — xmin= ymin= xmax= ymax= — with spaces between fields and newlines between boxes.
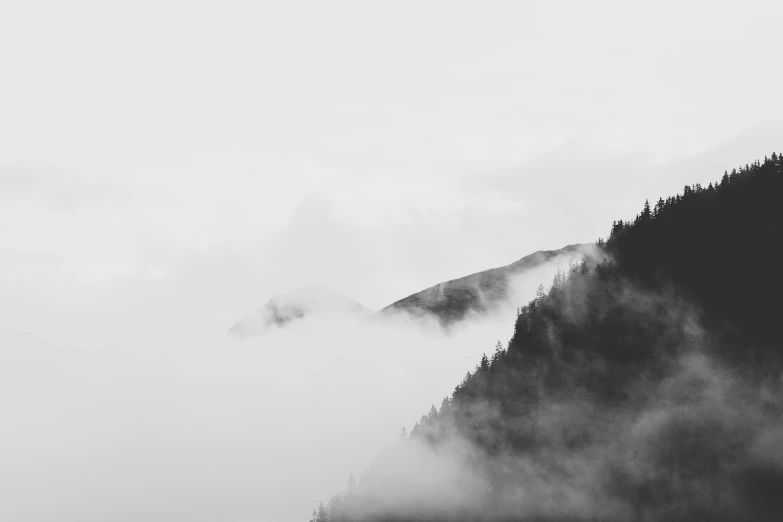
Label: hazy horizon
xmin=2 ymin=2 xmax=783 ymax=521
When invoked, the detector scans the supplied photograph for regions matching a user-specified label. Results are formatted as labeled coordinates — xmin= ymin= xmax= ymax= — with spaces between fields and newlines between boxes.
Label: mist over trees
xmin=310 ymin=154 xmax=783 ymax=521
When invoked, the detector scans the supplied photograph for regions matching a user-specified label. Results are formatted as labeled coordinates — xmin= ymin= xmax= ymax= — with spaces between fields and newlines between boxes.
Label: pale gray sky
xmin=3 ymin=2 xmax=783 ymax=521
xmin=3 ymin=0 xmax=783 ymax=320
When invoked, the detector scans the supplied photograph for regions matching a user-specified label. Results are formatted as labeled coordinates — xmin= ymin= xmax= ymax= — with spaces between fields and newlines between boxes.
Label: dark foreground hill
xmin=382 ymin=243 xmax=604 ymax=326
xmin=310 ymin=153 xmax=783 ymax=522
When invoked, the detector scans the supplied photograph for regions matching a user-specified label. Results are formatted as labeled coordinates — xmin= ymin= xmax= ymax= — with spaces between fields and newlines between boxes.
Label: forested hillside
xmin=605 ymin=154 xmax=782 ymax=350
xmin=310 ymin=154 xmax=783 ymax=522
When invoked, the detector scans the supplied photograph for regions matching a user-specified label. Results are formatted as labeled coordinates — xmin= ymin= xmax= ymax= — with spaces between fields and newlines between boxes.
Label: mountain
xmin=311 ymin=153 xmax=783 ymax=521
xmin=381 ymin=243 xmax=605 ymax=325
xmin=229 ymin=283 xmax=369 ymax=336
xmin=232 ymin=245 xmax=603 ymax=335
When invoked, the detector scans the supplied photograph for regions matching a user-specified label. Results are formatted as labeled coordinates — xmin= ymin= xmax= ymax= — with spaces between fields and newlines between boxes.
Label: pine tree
xmin=479 ymin=353 xmax=490 ymax=373
xmin=642 ymin=199 xmax=652 ymax=220
xmin=653 ymin=197 xmax=665 ymax=218
xmin=491 ymin=341 xmax=504 ymax=366
xmin=535 ymin=283 xmax=546 ymax=302
xmin=316 ymin=501 xmax=329 ymax=522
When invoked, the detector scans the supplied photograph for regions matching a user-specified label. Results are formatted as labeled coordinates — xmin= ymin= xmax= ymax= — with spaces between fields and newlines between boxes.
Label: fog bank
xmin=0 ymin=297 xmax=532 ymax=521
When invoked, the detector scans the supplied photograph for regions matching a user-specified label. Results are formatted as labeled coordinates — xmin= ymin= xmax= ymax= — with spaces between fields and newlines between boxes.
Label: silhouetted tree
xmin=641 ymin=198 xmax=652 ymax=220
xmin=479 ymin=353 xmax=490 ymax=373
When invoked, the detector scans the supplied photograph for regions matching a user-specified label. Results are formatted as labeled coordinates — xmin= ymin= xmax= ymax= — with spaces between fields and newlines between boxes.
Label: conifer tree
xmin=642 ymin=199 xmax=652 ymax=220
xmin=491 ymin=340 xmax=504 ymax=366
xmin=316 ymin=502 xmax=328 ymax=522
xmin=535 ymin=283 xmax=546 ymax=303
xmin=479 ymin=353 xmax=490 ymax=373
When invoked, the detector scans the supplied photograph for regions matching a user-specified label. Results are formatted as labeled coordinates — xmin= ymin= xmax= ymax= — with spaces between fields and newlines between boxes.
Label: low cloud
xmin=330 ymin=351 xmax=783 ymax=521
xmin=0 ymin=301 xmax=523 ymax=522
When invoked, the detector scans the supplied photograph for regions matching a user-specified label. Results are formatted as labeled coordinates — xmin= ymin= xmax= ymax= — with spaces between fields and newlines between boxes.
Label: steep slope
xmin=229 ymin=283 xmax=369 ymax=336
xmin=382 ymin=243 xmax=604 ymax=325
xmin=311 ymin=153 xmax=783 ymax=522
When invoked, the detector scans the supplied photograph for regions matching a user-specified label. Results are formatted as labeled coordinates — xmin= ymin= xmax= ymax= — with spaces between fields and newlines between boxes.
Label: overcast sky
xmin=3 ymin=1 xmax=783 ymax=331
xmin=3 ymin=2 xmax=783 ymax=521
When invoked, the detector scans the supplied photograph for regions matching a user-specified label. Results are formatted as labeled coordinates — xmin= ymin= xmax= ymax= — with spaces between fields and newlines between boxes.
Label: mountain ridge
xmin=231 ymin=244 xmax=605 ymax=335
xmin=381 ymin=243 xmax=604 ymax=325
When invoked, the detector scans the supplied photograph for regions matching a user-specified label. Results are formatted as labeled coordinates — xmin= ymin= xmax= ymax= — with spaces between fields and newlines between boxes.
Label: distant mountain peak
xmin=229 ymin=283 xmax=369 ymax=336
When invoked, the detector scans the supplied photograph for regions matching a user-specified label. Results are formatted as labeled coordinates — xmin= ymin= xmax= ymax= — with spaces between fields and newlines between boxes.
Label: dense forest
xmin=309 ymin=154 xmax=783 ymax=522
